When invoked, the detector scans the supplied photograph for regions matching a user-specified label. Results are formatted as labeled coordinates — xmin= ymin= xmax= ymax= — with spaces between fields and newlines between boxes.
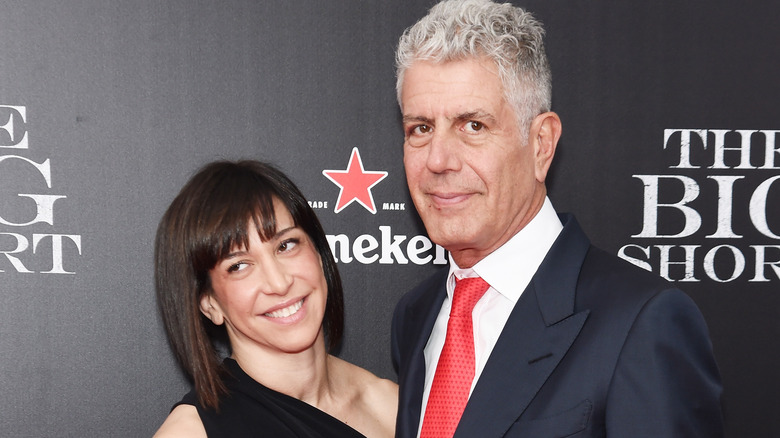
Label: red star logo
xmin=322 ymin=148 xmax=388 ymax=214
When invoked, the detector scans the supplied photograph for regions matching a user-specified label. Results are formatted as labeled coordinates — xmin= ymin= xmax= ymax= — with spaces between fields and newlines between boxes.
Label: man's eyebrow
xmin=402 ymin=115 xmax=433 ymax=125
xmin=453 ymin=110 xmax=496 ymax=124
xmin=402 ymin=111 xmax=497 ymax=125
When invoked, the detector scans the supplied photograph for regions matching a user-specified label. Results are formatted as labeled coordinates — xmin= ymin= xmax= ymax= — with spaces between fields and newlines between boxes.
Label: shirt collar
xmin=447 ymin=197 xmax=563 ymax=302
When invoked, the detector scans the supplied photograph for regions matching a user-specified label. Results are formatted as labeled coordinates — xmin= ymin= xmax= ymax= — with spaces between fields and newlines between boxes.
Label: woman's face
xmin=200 ymin=198 xmax=328 ymax=359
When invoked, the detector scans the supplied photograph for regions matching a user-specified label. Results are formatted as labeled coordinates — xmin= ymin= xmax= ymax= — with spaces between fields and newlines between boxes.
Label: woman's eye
xmin=465 ymin=121 xmax=484 ymax=132
xmin=227 ymin=262 xmax=248 ymax=273
xmin=278 ymin=238 xmax=299 ymax=253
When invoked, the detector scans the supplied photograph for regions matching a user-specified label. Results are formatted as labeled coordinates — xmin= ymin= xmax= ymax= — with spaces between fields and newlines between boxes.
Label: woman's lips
xmin=263 ymin=298 xmax=305 ymax=319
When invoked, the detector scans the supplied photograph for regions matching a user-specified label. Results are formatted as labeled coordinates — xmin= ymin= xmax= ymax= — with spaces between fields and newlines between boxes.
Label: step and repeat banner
xmin=1 ymin=1 xmax=777 ymax=436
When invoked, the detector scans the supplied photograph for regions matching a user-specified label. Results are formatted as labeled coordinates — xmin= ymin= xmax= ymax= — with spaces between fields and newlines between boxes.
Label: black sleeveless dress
xmin=177 ymin=358 xmax=366 ymax=437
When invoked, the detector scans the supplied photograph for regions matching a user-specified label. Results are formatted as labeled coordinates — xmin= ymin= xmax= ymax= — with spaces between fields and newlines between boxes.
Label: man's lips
xmin=426 ymin=191 xmax=474 ymax=207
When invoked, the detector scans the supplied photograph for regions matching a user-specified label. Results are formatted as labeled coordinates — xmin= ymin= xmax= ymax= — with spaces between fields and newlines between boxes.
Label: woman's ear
xmin=529 ymin=111 xmax=562 ymax=183
xmin=199 ymin=294 xmax=225 ymax=326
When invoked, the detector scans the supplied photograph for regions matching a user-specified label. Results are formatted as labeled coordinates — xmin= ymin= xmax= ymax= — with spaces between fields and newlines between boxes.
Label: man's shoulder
xmin=394 ymin=267 xmax=448 ymax=312
xmin=581 ymin=245 xmax=672 ymax=291
xmin=554 ymin=213 xmax=672 ymax=293
xmin=576 ymin=245 xmax=695 ymax=315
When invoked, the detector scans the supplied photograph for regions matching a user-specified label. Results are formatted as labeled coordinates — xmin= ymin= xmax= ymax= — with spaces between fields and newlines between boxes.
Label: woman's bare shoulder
xmin=153 ymin=404 xmax=207 ymax=438
xmin=361 ymin=373 xmax=398 ymax=409
xmin=330 ymin=356 xmax=398 ymax=436
xmin=354 ymin=368 xmax=398 ymax=437
xmin=331 ymin=356 xmax=397 ymax=394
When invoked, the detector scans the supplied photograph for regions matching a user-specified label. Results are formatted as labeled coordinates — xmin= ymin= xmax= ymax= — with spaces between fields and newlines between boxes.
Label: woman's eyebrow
xmin=223 ymin=249 xmax=248 ymax=260
xmin=270 ymin=226 xmax=297 ymax=240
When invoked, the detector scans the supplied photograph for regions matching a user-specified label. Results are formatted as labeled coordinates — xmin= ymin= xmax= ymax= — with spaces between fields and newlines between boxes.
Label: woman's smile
xmin=263 ymin=297 xmax=306 ymax=321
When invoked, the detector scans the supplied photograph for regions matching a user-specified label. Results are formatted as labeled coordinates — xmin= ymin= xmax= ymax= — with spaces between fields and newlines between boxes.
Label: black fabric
xmin=177 ymin=359 xmax=365 ymax=437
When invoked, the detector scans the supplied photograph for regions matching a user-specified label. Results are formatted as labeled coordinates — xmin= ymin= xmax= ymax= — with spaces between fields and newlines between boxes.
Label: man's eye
xmin=466 ymin=121 xmax=484 ymax=132
xmin=412 ymin=124 xmax=431 ymax=135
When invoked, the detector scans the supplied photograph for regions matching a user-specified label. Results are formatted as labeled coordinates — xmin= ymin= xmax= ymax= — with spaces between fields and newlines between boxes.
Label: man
xmin=390 ymin=1 xmax=724 ymax=437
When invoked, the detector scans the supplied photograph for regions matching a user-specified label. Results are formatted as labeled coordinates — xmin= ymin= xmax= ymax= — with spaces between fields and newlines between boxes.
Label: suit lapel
xmin=455 ymin=214 xmax=592 ymax=437
xmin=455 ymin=289 xmax=589 ymax=437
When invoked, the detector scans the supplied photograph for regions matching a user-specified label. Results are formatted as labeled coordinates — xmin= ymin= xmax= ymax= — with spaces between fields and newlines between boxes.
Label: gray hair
xmin=395 ymin=0 xmax=551 ymax=138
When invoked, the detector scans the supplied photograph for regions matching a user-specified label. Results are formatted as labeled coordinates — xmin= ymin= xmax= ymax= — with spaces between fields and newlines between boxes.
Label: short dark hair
xmin=154 ymin=160 xmax=344 ymax=410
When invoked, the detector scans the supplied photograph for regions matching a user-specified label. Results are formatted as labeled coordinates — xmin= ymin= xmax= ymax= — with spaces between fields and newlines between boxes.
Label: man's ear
xmin=529 ymin=111 xmax=562 ymax=183
xmin=199 ymin=294 xmax=225 ymax=326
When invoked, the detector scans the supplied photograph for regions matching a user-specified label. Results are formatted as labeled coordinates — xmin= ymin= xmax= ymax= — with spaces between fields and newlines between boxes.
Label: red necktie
xmin=420 ymin=277 xmax=490 ymax=437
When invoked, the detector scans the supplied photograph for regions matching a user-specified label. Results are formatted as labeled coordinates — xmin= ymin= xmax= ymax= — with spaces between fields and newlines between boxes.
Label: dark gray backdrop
xmin=1 ymin=1 xmax=777 ymax=437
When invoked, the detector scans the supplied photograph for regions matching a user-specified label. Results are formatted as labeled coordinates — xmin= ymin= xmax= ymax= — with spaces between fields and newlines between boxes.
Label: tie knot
xmin=450 ymin=277 xmax=489 ymax=317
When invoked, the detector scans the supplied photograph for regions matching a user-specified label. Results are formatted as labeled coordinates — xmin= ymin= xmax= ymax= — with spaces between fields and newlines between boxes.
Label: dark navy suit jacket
xmin=391 ymin=214 xmax=724 ymax=437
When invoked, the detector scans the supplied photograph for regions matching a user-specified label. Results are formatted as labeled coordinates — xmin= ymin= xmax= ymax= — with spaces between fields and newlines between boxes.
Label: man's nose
xmin=425 ymin=129 xmax=461 ymax=174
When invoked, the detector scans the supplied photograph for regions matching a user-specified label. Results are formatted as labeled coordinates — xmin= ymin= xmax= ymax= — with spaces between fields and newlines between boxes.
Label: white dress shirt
xmin=417 ymin=197 xmax=563 ymax=436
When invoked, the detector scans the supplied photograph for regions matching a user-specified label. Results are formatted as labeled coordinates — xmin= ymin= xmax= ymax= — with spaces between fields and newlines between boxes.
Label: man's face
xmin=401 ymin=58 xmax=551 ymax=267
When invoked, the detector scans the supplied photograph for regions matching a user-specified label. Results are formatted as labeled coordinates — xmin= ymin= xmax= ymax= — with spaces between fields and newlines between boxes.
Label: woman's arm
xmin=153 ymin=405 xmax=207 ymax=438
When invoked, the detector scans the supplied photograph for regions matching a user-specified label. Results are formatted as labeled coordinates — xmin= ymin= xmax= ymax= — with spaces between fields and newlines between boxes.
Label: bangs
xmin=187 ymin=166 xmax=292 ymax=279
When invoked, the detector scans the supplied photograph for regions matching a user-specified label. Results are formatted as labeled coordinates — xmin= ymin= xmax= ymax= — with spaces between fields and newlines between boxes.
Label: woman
xmin=153 ymin=160 xmax=397 ymax=437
